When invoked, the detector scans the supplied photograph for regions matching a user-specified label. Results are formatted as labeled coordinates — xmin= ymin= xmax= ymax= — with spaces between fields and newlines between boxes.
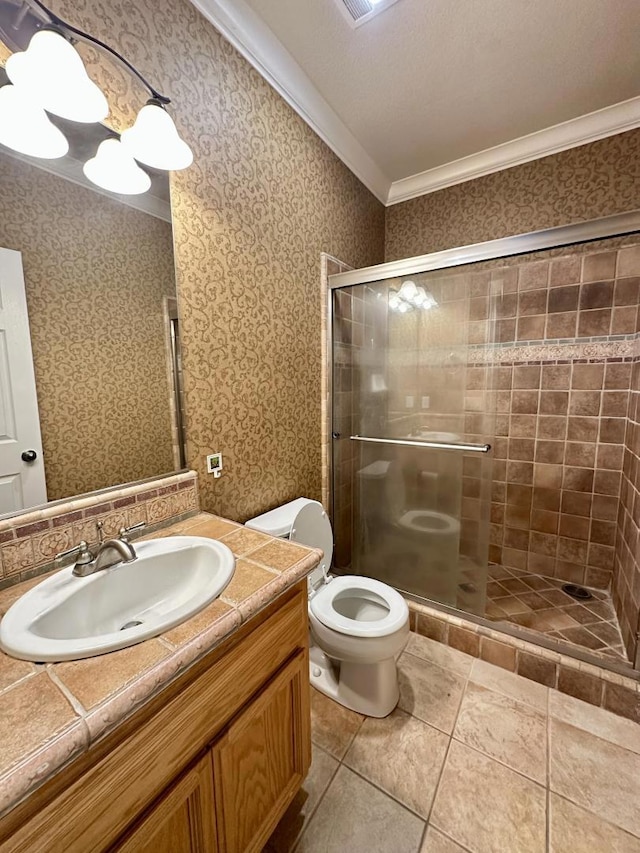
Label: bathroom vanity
xmin=0 ymin=513 xmax=321 ymax=853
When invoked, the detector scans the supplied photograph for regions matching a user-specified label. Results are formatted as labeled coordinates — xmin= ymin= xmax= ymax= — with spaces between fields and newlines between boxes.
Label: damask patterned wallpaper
xmin=0 ymin=154 xmax=176 ymax=500
xmin=385 ymin=129 xmax=640 ymax=261
xmin=36 ymin=0 xmax=385 ymax=521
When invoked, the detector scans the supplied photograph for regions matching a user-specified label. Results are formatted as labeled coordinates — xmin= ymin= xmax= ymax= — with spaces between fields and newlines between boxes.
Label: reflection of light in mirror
xmin=0 ymin=84 xmax=68 ymax=159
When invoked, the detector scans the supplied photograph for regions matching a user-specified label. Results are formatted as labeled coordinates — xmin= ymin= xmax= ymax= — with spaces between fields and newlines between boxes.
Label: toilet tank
xmin=245 ymin=497 xmax=314 ymax=538
xmin=245 ymin=498 xmax=333 ymax=592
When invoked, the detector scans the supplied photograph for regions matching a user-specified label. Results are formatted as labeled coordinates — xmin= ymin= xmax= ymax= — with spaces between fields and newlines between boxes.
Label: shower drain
xmin=562 ymin=584 xmax=593 ymax=601
xmin=120 ymin=619 xmax=143 ymax=630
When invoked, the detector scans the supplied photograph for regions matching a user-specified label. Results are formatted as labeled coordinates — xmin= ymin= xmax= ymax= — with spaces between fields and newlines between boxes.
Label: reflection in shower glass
xmin=331 ymin=266 xmax=497 ymax=617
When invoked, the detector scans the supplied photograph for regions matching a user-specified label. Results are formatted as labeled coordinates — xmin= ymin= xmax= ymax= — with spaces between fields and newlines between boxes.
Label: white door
xmin=0 ymin=248 xmax=47 ymax=514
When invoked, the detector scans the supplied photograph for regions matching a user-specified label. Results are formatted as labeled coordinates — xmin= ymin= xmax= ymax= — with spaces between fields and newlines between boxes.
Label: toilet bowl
xmin=246 ymin=498 xmax=409 ymax=717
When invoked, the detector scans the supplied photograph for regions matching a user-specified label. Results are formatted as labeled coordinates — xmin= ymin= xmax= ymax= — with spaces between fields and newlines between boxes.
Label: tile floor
xmin=265 ymin=632 xmax=640 ymax=852
xmin=484 ymin=564 xmax=628 ymax=663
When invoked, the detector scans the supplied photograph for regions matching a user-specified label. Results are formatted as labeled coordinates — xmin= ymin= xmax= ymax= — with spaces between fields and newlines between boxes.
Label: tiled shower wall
xmin=615 ymin=293 xmax=640 ymax=660
xmin=332 ymin=283 xmax=388 ymax=569
xmin=485 ymin=242 xmax=640 ymax=599
xmin=488 ymin=357 xmax=629 ymax=585
xmin=473 ymin=239 xmax=640 ymax=667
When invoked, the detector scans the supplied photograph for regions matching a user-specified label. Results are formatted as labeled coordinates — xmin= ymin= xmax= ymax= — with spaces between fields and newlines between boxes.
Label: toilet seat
xmin=397 ymin=509 xmax=460 ymax=536
xmin=289 ymin=500 xmax=333 ymax=587
xmin=310 ymin=575 xmax=408 ymax=639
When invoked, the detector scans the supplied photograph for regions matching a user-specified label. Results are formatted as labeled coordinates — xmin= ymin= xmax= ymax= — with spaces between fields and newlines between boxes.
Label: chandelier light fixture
xmin=388 ymin=280 xmax=438 ymax=313
xmin=0 ymin=0 xmax=192 ymax=194
xmin=83 ymin=138 xmax=152 ymax=195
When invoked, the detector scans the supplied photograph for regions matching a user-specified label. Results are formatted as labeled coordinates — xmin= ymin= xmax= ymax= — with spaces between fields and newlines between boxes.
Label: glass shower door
xmin=331 ymin=267 xmax=496 ymax=617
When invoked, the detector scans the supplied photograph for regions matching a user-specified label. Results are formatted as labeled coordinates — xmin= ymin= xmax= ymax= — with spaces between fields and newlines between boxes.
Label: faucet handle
xmin=55 ymin=540 xmax=93 ymax=565
xmin=118 ymin=521 xmax=146 ymax=543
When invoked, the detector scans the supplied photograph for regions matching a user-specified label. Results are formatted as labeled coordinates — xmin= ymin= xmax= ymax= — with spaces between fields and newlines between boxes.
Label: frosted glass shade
xmin=83 ymin=139 xmax=151 ymax=195
xmin=399 ymin=280 xmax=418 ymax=300
xmin=121 ymin=101 xmax=193 ymax=170
xmin=6 ymin=29 xmax=108 ymax=123
xmin=0 ymin=84 xmax=68 ymax=159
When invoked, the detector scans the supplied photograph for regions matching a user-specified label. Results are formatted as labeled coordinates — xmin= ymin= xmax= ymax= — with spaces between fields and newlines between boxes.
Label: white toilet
xmin=246 ymin=498 xmax=409 ymax=717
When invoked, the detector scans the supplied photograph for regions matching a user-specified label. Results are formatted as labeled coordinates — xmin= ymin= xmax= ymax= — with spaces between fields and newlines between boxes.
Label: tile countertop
xmin=0 ymin=512 xmax=322 ymax=817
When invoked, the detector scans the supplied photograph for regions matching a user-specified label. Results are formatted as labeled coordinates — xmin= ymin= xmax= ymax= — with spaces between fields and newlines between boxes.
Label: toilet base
xmin=309 ymin=644 xmax=400 ymax=717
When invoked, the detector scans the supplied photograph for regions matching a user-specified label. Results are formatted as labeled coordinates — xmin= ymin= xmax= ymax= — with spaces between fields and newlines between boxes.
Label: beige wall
xmin=41 ymin=0 xmax=385 ymax=522
xmin=385 ymin=129 xmax=640 ymax=261
xmin=0 ymin=154 xmax=176 ymax=501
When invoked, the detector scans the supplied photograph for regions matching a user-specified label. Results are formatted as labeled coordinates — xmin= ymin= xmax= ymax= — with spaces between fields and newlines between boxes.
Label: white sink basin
xmin=0 ymin=536 xmax=235 ymax=662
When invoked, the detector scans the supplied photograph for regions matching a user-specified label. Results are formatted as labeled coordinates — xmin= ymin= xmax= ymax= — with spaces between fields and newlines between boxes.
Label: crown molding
xmin=189 ymin=0 xmax=391 ymax=203
xmin=189 ymin=0 xmax=640 ymax=209
xmin=387 ymin=96 xmax=640 ymax=205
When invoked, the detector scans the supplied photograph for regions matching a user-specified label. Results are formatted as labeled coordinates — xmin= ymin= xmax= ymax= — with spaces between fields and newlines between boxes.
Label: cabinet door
xmin=212 ymin=651 xmax=311 ymax=853
xmin=114 ymin=753 xmax=217 ymax=853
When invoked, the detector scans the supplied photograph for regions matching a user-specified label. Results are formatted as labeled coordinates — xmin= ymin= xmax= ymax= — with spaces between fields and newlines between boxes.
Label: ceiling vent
xmin=336 ymin=0 xmax=403 ymax=28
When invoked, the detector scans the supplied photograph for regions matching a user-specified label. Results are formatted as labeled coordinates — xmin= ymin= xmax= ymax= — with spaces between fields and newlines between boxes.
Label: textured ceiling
xmin=243 ymin=0 xmax=640 ymax=182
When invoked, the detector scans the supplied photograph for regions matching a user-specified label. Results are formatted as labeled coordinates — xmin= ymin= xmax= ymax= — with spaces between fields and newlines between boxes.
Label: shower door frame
xmin=327 ymin=209 xmax=640 ymax=518
xmin=326 ymin=208 xmax=640 ymax=676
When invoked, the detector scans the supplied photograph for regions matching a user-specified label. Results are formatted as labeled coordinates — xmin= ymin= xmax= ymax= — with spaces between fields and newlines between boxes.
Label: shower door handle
xmin=350 ymin=435 xmax=491 ymax=453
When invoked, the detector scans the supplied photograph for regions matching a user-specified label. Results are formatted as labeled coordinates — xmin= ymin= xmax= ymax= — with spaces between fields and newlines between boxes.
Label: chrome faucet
xmin=88 ymin=537 xmax=137 ymax=576
xmin=56 ymin=522 xmax=145 ymax=577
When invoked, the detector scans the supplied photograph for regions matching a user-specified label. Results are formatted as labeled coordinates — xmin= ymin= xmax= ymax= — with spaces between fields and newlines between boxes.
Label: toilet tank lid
xmin=245 ymin=497 xmax=316 ymax=537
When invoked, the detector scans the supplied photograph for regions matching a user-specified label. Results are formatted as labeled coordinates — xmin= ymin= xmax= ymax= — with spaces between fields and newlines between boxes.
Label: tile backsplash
xmin=0 ymin=472 xmax=199 ymax=588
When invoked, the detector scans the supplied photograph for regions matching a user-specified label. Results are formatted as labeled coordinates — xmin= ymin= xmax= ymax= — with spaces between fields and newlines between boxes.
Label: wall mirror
xmin=0 ymin=100 xmax=186 ymax=519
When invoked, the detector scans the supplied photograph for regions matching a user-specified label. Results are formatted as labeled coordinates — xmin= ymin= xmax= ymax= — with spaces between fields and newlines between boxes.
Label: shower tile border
xmin=467 ymin=333 xmax=640 ymax=365
xmin=407 ymin=599 xmax=640 ymax=725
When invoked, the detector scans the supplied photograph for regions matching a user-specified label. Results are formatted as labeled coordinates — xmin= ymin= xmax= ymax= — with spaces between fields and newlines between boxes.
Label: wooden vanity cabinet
xmin=0 ymin=582 xmax=311 ymax=853
xmin=212 ymin=650 xmax=308 ymax=853
xmin=114 ymin=753 xmax=218 ymax=853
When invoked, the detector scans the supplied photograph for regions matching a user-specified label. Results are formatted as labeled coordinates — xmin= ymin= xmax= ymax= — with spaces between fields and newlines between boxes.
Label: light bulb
xmin=0 ymin=84 xmax=68 ymax=159
xmin=413 ymin=287 xmax=427 ymax=306
xmin=398 ymin=302 xmax=411 ymax=313
xmin=422 ymin=293 xmax=438 ymax=310
xmin=121 ymin=100 xmax=193 ymax=171
xmin=388 ymin=291 xmax=401 ymax=310
xmin=399 ymin=280 xmax=417 ymax=300
xmin=6 ymin=29 xmax=108 ymax=123
xmin=83 ymin=139 xmax=151 ymax=195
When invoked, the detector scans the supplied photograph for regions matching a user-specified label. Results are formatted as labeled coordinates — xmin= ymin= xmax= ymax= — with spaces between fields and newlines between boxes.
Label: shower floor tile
xmin=485 ymin=565 xmax=629 ymax=664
